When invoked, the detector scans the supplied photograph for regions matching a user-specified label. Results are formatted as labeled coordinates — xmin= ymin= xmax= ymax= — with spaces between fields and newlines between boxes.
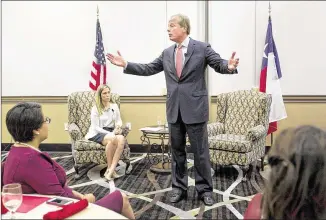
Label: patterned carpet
xmin=3 ymin=151 xmax=267 ymax=219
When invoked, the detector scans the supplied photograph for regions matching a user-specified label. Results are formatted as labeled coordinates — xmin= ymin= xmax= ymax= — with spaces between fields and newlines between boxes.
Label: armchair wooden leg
xmin=243 ymin=162 xmax=256 ymax=181
xmin=243 ymin=165 xmax=252 ymax=181
xmin=214 ymin=164 xmax=222 ymax=176
xmin=74 ymin=165 xmax=79 ymax=174
xmin=74 ymin=163 xmax=97 ymax=180
xmin=74 ymin=165 xmax=82 ymax=180
xmin=261 ymin=145 xmax=272 ymax=171
xmin=125 ymin=161 xmax=131 ymax=175
xmin=74 ymin=173 xmax=83 ymax=180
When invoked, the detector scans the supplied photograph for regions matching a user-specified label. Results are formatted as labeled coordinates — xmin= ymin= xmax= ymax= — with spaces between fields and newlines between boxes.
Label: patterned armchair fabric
xmin=208 ymin=90 xmax=272 ymax=166
xmin=67 ymin=91 xmax=130 ymax=173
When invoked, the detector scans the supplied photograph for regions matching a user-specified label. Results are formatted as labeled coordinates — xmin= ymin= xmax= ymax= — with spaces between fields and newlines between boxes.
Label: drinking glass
xmin=125 ymin=122 xmax=131 ymax=130
xmin=2 ymin=183 xmax=23 ymax=219
xmin=157 ymin=116 xmax=162 ymax=127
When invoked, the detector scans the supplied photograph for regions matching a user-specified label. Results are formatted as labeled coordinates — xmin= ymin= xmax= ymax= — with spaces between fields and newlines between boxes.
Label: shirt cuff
xmin=227 ymin=65 xmax=236 ymax=73
xmin=124 ymin=61 xmax=128 ymax=70
xmin=63 ymin=185 xmax=79 ymax=199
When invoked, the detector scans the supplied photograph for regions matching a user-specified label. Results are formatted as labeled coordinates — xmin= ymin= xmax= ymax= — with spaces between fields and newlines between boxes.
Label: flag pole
xmin=268 ymin=1 xmax=274 ymax=149
xmin=264 ymin=1 xmax=274 ymax=160
xmin=268 ymin=1 xmax=271 ymax=17
xmin=97 ymin=5 xmax=99 ymax=18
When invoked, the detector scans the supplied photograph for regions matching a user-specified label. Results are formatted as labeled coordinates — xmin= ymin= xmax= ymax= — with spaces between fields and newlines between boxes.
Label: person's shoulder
xmin=163 ymin=44 xmax=175 ymax=53
xmin=27 ymin=150 xmax=53 ymax=166
xmin=91 ymin=105 xmax=99 ymax=113
xmin=6 ymin=147 xmax=31 ymax=164
xmin=111 ymin=103 xmax=119 ymax=109
xmin=9 ymin=147 xmax=52 ymax=165
xmin=9 ymin=146 xmax=38 ymax=157
xmin=191 ymin=38 xmax=209 ymax=47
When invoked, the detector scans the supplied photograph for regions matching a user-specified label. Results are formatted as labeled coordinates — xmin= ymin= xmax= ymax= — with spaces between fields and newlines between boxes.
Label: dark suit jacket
xmin=124 ymin=38 xmax=237 ymax=124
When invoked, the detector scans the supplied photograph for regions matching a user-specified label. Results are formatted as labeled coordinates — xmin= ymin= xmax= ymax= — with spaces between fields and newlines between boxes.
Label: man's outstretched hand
xmin=106 ymin=51 xmax=127 ymax=67
xmin=228 ymin=52 xmax=239 ymax=71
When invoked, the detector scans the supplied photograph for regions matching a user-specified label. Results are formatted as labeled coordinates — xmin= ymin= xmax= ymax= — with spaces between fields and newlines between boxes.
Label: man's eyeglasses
xmin=44 ymin=117 xmax=51 ymax=124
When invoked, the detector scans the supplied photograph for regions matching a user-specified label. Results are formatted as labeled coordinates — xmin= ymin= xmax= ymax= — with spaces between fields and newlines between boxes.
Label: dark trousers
xmin=169 ymin=110 xmax=213 ymax=195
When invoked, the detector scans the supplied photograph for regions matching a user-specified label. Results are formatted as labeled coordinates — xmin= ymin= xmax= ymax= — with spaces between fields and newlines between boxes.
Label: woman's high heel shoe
xmin=112 ymin=171 xmax=122 ymax=179
xmin=104 ymin=172 xmax=113 ymax=181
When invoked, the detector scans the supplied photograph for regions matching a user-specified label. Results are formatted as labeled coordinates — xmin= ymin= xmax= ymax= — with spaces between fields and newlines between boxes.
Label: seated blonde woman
xmin=85 ymin=84 xmax=126 ymax=181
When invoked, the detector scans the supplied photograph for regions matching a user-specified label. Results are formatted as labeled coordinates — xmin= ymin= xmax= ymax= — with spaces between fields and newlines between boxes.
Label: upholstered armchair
xmin=208 ymin=90 xmax=272 ymax=176
xmin=67 ymin=91 xmax=131 ymax=180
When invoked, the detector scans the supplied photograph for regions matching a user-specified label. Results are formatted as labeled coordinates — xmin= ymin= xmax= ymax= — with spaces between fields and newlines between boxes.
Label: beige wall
xmin=1 ymin=98 xmax=167 ymax=144
xmin=2 ymin=96 xmax=326 ymax=145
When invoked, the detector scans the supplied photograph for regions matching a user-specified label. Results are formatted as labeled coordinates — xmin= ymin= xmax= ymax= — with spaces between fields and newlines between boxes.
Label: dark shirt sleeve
xmin=23 ymin=153 xmax=77 ymax=199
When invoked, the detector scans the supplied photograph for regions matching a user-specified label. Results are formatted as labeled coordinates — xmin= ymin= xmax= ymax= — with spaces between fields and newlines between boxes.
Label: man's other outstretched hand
xmin=106 ymin=51 xmax=127 ymax=68
xmin=227 ymin=51 xmax=239 ymax=71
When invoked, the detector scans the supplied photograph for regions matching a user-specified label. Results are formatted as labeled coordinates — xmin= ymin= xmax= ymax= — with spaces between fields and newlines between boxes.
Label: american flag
xmin=89 ymin=18 xmax=106 ymax=91
xmin=259 ymin=15 xmax=287 ymax=134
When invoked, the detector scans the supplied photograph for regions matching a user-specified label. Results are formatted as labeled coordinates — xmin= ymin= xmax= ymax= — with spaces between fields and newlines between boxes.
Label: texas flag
xmin=259 ymin=16 xmax=287 ymax=134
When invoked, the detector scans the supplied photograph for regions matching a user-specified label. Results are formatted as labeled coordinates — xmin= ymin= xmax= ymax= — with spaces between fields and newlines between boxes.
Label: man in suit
xmin=106 ymin=14 xmax=239 ymax=206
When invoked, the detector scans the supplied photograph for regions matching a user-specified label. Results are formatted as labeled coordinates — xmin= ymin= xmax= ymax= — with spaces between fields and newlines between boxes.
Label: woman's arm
xmin=72 ymin=190 xmax=95 ymax=203
xmin=66 ymin=182 xmax=95 ymax=203
xmin=72 ymin=190 xmax=84 ymax=199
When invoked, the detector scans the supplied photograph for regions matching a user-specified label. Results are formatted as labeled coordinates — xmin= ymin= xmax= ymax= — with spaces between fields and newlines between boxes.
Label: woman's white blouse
xmin=85 ymin=103 xmax=122 ymax=140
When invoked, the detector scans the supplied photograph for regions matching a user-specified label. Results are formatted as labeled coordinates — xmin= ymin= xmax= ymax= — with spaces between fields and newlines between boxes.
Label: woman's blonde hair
xmin=262 ymin=125 xmax=326 ymax=220
xmin=95 ymin=84 xmax=111 ymax=115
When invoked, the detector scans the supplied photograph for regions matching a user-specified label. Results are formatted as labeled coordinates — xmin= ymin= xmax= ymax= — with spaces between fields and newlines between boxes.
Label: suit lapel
xmin=180 ymin=39 xmax=195 ymax=79
xmin=168 ymin=45 xmax=179 ymax=82
xmin=183 ymin=39 xmax=195 ymax=69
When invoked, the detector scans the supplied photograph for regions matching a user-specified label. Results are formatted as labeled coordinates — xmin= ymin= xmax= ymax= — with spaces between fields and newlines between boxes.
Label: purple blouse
xmin=3 ymin=146 xmax=78 ymax=199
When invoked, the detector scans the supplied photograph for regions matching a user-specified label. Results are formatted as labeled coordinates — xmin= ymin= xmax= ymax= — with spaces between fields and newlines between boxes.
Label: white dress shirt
xmin=174 ymin=36 xmax=190 ymax=67
xmin=85 ymin=103 xmax=122 ymax=140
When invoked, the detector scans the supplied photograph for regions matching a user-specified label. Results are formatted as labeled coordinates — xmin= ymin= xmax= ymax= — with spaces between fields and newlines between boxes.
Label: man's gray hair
xmin=170 ymin=14 xmax=191 ymax=35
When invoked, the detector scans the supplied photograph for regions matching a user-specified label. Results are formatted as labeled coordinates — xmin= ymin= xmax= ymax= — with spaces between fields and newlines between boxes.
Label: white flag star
xmin=263 ymin=43 xmax=268 ymax=58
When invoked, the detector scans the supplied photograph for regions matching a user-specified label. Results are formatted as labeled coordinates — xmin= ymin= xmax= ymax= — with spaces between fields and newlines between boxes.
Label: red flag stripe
xmin=103 ymin=65 xmax=107 ymax=85
xmin=89 ymin=61 xmax=102 ymax=91
xmin=259 ymin=67 xmax=267 ymax=93
xmin=268 ymin=121 xmax=277 ymax=134
xmin=260 ymin=66 xmax=277 ymax=134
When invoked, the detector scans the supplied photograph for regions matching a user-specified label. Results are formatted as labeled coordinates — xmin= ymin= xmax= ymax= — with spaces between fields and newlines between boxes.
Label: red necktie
xmin=176 ymin=45 xmax=183 ymax=78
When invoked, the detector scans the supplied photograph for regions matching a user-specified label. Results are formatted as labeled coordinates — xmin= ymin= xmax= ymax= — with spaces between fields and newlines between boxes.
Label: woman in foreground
xmin=3 ymin=102 xmax=135 ymax=219
xmin=244 ymin=125 xmax=326 ymax=220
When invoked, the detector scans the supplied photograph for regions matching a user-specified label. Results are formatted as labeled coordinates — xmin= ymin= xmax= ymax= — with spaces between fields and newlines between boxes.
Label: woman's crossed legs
xmin=101 ymin=134 xmax=125 ymax=180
